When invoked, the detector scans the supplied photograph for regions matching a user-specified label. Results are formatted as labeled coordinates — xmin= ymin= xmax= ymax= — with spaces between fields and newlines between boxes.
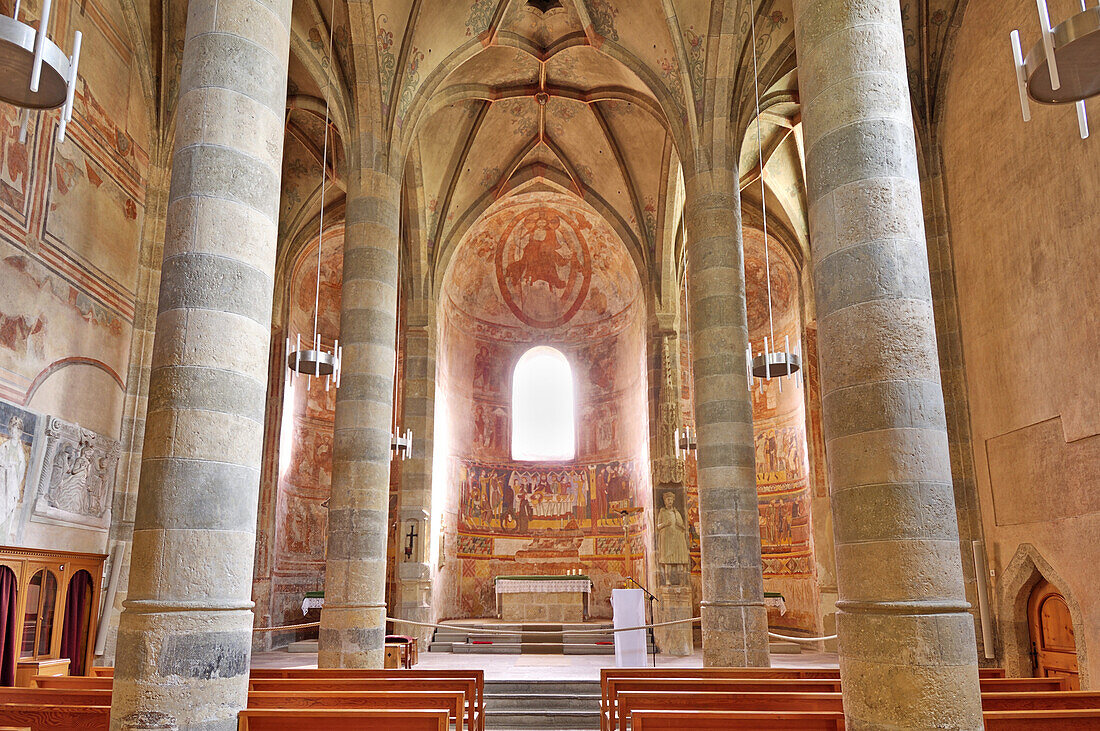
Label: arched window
xmin=511 ymin=346 xmax=575 ymax=461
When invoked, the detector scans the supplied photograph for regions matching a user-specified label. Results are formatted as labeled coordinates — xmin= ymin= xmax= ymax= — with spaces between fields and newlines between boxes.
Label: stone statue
xmin=656 ymin=491 xmax=690 ymax=585
xmin=0 ymin=416 xmax=27 ymax=528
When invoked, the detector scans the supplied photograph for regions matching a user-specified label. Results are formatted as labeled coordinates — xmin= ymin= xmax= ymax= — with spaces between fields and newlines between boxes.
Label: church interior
xmin=0 ymin=0 xmax=1095 ymax=728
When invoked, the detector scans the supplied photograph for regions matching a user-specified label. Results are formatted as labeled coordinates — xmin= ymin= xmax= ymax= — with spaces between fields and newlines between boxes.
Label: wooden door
xmin=1028 ymin=579 xmax=1080 ymax=690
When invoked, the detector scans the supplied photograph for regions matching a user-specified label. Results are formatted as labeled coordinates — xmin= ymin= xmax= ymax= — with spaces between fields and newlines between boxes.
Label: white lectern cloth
xmin=611 ymin=588 xmax=647 ymax=668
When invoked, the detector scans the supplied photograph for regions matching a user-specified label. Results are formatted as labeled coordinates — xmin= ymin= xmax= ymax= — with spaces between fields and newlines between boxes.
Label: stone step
xmin=483 ymin=682 xmax=603 ymax=730
xmin=485 ymin=692 xmax=601 ymax=711
xmin=484 ymin=709 xmax=600 ymax=729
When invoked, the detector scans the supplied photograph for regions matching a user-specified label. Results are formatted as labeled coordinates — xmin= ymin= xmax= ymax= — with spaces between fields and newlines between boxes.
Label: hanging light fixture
xmin=391 ymin=428 xmax=412 ymax=460
xmin=0 ymin=0 xmax=82 ymax=144
xmin=1010 ymin=0 xmax=1100 ymax=139
xmin=744 ymin=3 xmax=801 ymax=394
xmin=286 ymin=0 xmax=341 ymax=391
xmin=675 ymin=426 xmax=697 ymax=458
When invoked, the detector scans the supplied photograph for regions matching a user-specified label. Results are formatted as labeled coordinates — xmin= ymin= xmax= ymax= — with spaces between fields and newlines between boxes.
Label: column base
xmin=700 ymin=600 xmax=770 ymax=667
xmin=111 ymin=605 xmax=253 ymax=730
xmin=317 ymin=603 xmax=387 ymax=668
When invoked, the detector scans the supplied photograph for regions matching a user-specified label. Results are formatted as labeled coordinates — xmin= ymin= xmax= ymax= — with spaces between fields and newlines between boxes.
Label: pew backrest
xmin=983 ymin=708 xmax=1100 ymax=729
xmin=248 ymin=668 xmax=484 ymax=730
xmin=630 ymin=709 xmax=845 ymax=730
xmin=980 ymin=677 xmax=1068 ymax=692
xmin=32 ymin=675 xmax=113 ymax=690
xmin=238 ymin=707 xmax=449 ymax=730
xmin=616 ymin=691 xmax=843 ymax=731
xmin=246 ymin=690 xmax=464 ymax=730
xmin=0 ymin=703 xmax=110 ymax=730
xmin=248 ymin=678 xmax=477 ymax=731
xmin=0 ymin=688 xmax=112 ymax=706
xmin=980 ymin=691 xmax=1100 ymax=710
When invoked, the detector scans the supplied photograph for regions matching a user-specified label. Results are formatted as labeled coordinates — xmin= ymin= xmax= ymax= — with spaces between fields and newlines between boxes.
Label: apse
xmin=433 ymin=190 xmax=651 ymax=620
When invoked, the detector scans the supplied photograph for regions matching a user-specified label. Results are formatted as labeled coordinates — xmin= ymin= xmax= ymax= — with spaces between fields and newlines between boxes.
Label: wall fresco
xmin=680 ymin=227 xmax=822 ymax=634
xmin=435 ymin=191 xmax=651 ymax=620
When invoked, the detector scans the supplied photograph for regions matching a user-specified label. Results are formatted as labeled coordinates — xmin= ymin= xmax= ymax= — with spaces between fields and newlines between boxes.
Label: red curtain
xmin=60 ymin=570 xmax=92 ymax=676
xmin=0 ymin=566 xmax=16 ymax=686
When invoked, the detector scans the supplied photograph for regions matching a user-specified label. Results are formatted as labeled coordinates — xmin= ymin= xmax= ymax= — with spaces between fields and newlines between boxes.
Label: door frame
xmin=998 ymin=544 xmax=1089 ymax=687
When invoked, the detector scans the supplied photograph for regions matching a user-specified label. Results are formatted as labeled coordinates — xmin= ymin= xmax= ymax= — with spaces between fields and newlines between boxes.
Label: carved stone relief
xmin=33 ymin=416 xmax=119 ymax=530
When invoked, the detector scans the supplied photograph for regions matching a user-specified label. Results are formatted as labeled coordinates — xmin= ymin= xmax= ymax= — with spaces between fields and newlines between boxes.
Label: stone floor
xmin=250 ymin=647 xmax=840 ymax=680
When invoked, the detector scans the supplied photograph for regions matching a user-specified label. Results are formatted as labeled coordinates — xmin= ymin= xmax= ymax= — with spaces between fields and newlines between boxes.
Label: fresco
xmin=680 ymin=227 xmax=822 ymax=634
xmin=435 ymin=191 xmax=652 ymax=619
xmin=0 ymin=400 xmax=37 ymax=536
xmin=0 ymin=0 xmax=148 ymax=435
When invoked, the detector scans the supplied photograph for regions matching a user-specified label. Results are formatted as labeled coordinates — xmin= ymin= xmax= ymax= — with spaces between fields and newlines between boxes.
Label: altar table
xmin=494 ymin=575 xmax=592 ymax=622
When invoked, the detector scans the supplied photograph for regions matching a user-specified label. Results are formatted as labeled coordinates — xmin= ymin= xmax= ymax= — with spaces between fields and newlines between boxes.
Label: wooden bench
xmin=983 ymin=709 xmax=1100 ymax=729
xmin=0 ymin=703 xmax=109 ymax=729
xmin=238 ymin=708 xmax=449 ymax=730
xmin=249 ymin=668 xmax=484 ymax=730
xmin=617 ymin=689 xmax=1100 ymax=730
xmin=0 ymin=687 xmax=465 ymax=730
xmin=247 ymin=690 xmax=464 ymax=731
xmin=248 ymin=677 xmax=480 ymax=731
xmin=603 ymin=676 xmax=1065 ymax=729
xmin=630 ymin=709 xmax=846 ymax=729
xmin=599 ymin=667 xmax=1005 ymax=728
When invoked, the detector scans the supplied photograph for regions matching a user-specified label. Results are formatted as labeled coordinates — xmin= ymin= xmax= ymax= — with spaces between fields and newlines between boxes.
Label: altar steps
xmin=428 ymin=621 xmax=656 ymax=655
xmin=484 ymin=680 xmax=601 ymax=729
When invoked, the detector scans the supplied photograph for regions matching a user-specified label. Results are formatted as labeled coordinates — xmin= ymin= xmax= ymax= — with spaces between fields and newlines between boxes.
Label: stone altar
xmin=495 ymin=575 xmax=591 ymax=622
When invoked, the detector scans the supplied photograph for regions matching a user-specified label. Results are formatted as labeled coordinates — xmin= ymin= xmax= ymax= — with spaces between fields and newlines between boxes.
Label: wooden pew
xmin=603 ymin=676 xmax=1066 ymax=729
xmin=31 ymin=676 xmax=113 ymax=690
xmin=983 ymin=709 xmax=1100 ymax=729
xmin=982 ymin=691 xmax=1100 ymax=710
xmin=630 ymin=709 xmax=845 ymax=729
xmin=604 ymin=679 xmax=844 ymax=730
xmin=248 ymin=678 xmax=480 ymax=731
xmin=91 ymin=667 xmax=113 ymax=677
xmin=238 ymin=708 xmax=449 ymax=730
xmin=599 ymin=667 xmax=1006 ymax=728
xmin=0 ymin=687 xmax=466 ymax=730
xmin=0 ymin=703 xmax=110 ymax=730
xmin=249 ymin=666 xmax=484 ymax=729
xmin=247 ymin=690 xmax=465 ymax=731
xmin=616 ymin=689 xmax=1100 ymax=730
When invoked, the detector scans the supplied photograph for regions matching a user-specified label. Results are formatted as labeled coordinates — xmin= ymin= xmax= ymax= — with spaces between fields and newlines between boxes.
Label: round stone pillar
xmin=318 ymin=166 xmax=401 ymax=668
xmin=109 ymin=0 xmax=291 ymax=728
xmin=684 ymin=169 xmax=770 ymax=667
xmin=792 ymin=0 xmax=983 ymax=727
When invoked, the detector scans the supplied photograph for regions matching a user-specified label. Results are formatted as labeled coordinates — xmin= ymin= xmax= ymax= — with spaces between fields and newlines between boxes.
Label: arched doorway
xmin=1028 ymin=579 xmax=1080 ymax=689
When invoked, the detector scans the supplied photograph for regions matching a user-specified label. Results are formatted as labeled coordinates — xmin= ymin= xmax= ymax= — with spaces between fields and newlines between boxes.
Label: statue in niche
xmin=0 ymin=416 xmax=27 ymax=527
xmin=656 ymin=491 xmax=690 ymax=586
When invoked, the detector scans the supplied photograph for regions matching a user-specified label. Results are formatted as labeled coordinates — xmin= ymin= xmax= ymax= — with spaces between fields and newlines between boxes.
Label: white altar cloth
xmin=494 ymin=578 xmax=592 ymax=594
xmin=611 ymin=588 xmax=647 ymax=667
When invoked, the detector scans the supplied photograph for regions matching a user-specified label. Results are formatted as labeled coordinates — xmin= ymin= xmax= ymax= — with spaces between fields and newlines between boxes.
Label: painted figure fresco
xmin=0 ymin=403 xmax=35 ymax=530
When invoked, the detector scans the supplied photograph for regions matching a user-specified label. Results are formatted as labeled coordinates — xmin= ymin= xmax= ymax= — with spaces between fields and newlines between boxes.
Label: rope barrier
xmin=249 ymin=617 xmax=838 ymax=644
xmin=253 ymin=621 xmax=320 ymax=633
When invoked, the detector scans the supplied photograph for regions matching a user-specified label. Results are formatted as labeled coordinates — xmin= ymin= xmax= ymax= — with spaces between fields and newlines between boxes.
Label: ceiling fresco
xmin=442 ymin=190 xmax=641 ymax=343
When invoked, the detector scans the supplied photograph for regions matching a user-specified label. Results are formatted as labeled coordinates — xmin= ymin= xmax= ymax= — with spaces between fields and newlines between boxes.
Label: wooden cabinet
xmin=0 ymin=546 xmax=106 ymax=684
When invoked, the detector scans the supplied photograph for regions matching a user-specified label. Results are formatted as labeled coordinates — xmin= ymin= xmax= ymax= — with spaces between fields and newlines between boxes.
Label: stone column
xmin=394 ymin=308 xmax=436 ymax=647
xmin=109 ymin=0 xmax=291 ymax=727
xmin=683 ymin=169 xmax=769 ymax=667
xmin=793 ymin=0 xmax=983 ymax=727
xmin=318 ymin=166 xmax=400 ymax=668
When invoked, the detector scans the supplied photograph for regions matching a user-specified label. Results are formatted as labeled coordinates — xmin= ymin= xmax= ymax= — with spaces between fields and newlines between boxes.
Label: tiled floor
xmin=250 ymin=647 xmax=840 ymax=680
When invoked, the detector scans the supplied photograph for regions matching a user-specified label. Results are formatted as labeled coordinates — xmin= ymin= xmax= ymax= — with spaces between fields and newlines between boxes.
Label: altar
xmin=494 ymin=575 xmax=592 ymax=622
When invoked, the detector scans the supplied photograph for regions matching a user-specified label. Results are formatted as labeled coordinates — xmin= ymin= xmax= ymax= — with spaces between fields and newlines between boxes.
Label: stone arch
xmin=998 ymin=543 xmax=1090 ymax=687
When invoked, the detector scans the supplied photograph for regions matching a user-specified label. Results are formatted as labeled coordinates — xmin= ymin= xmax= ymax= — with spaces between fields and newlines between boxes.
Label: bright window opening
xmin=511 ymin=346 xmax=575 ymax=461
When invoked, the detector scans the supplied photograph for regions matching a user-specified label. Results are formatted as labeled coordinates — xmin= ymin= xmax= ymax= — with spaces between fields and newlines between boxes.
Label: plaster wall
xmin=941 ymin=0 xmax=1100 ymax=685
xmin=0 ymin=0 xmax=152 ymax=558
